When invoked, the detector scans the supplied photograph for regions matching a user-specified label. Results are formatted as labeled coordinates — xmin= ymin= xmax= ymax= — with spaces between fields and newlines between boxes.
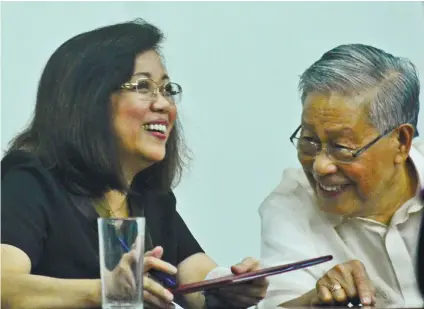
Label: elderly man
xmin=259 ymin=44 xmax=423 ymax=308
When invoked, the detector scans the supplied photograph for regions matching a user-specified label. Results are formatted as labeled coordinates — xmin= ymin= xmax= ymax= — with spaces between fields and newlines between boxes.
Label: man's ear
xmin=394 ymin=124 xmax=414 ymax=164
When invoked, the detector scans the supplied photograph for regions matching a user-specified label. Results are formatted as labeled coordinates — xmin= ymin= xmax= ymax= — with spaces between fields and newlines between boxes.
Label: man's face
xmin=298 ymin=92 xmax=407 ymax=219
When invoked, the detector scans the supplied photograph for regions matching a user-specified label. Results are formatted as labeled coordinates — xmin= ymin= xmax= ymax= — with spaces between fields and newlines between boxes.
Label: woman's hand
xmin=143 ymin=246 xmax=177 ymax=309
xmin=212 ymin=257 xmax=269 ymax=308
xmin=104 ymin=246 xmax=177 ymax=309
xmin=312 ymin=260 xmax=376 ymax=306
xmin=104 ymin=250 xmax=139 ymax=301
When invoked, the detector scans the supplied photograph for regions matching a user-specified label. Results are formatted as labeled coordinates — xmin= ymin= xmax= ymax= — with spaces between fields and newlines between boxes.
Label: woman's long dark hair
xmin=7 ymin=19 xmax=187 ymax=197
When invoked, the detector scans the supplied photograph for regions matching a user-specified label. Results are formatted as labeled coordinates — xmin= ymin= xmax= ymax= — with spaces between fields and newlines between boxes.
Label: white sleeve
xmin=257 ymin=171 xmax=321 ymax=308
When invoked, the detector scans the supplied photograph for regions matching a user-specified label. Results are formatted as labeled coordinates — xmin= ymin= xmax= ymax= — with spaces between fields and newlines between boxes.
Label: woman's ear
xmin=394 ymin=124 xmax=414 ymax=164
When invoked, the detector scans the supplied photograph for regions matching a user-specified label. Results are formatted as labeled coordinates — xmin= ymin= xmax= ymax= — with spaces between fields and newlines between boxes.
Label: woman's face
xmin=298 ymin=92 xmax=410 ymax=220
xmin=111 ymin=50 xmax=177 ymax=171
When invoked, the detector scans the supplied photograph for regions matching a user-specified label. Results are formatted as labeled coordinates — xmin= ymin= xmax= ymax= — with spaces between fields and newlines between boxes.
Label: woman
xmin=258 ymin=44 xmax=423 ymax=308
xmin=1 ymin=19 xmax=268 ymax=309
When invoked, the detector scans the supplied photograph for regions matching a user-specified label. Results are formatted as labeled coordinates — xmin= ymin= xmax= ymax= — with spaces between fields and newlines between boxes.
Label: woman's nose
xmin=151 ymin=92 xmax=173 ymax=112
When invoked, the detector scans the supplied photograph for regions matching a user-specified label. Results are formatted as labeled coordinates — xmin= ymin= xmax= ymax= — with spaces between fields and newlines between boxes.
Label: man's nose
xmin=312 ymin=151 xmax=337 ymax=176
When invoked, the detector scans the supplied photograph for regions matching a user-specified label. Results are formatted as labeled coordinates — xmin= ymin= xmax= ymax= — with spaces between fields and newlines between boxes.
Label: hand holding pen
xmin=117 ymin=237 xmax=178 ymax=309
xmin=143 ymin=246 xmax=178 ymax=309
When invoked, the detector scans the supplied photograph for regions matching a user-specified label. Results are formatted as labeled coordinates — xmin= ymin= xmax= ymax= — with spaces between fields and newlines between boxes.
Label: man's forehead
xmin=304 ymin=92 xmax=370 ymax=115
xmin=301 ymin=93 xmax=377 ymax=134
xmin=303 ymin=91 xmax=369 ymax=107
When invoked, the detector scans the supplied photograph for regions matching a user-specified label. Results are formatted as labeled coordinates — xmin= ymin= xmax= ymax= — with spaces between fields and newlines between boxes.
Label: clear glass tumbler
xmin=98 ymin=217 xmax=145 ymax=309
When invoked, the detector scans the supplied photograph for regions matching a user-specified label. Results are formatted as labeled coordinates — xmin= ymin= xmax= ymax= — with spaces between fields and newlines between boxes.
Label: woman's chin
xmin=138 ymin=148 xmax=166 ymax=163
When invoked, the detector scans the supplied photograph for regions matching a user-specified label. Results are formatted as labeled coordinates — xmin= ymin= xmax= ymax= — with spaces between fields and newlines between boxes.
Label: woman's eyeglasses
xmin=121 ymin=77 xmax=182 ymax=105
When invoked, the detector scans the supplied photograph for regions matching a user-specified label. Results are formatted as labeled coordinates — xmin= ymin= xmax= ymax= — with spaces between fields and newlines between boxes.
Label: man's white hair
xmin=299 ymin=44 xmax=420 ymax=137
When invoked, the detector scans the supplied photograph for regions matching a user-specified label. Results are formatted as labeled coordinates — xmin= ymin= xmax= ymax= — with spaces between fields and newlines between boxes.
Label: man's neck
xmin=368 ymin=160 xmax=418 ymax=225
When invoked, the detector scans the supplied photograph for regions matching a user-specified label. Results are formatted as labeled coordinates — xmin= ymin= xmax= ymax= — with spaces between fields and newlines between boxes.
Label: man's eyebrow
xmin=324 ymin=126 xmax=355 ymax=135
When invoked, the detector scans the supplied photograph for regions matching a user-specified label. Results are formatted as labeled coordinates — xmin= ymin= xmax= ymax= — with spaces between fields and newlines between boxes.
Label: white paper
xmin=172 ymin=301 xmax=184 ymax=309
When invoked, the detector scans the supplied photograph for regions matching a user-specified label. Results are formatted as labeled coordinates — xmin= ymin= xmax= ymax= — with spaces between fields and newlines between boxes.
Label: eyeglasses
xmin=121 ymin=77 xmax=183 ymax=105
xmin=289 ymin=125 xmax=394 ymax=163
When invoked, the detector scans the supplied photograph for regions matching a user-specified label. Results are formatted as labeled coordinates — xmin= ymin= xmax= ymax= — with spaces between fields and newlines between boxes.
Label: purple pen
xmin=117 ymin=236 xmax=177 ymax=288
xmin=117 ymin=237 xmax=130 ymax=252
xmin=149 ymin=269 xmax=177 ymax=288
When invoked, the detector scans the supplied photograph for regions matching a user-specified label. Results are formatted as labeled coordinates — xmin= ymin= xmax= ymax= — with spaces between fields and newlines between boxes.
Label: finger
xmin=316 ymin=284 xmax=333 ymax=304
xmin=330 ymin=264 xmax=357 ymax=299
xmin=231 ymin=257 xmax=260 ymax=274
xmin=143 ymin=290 xmax=175 ymax=309
xmin=107 ymin=280 xmax=134 ymax=301
xmin=350 ymin=261 xmax=373 ymax=305
xmin=325 ymin=267 xmax=351 ymax=304
xmin=144 ymin=276 xmax=174 ymax=302
xmin=145 ymin=246 xmax=164 ymax=259
xmin=217 ymin=284 xmax=267 ymax=300
xmin=329 ymin=283 xmax=348 ymax=304
xmin=211 ymin=289 xmax=260 ymax=308
xmin=144 ymin=303 xmax=156 ymax=309
xmin=310 ymin=295 xmax=322 ymax=306
xmin=116 ymin=262 xmax=136 ymax=290
xmin=144 ymin=301 xmax=164 ymax=309
xmin=221 ymin=294 xmax=264 ymax=307
xmin=144 ymin=256 xmax=177 ymax=274
xmin=224 ymin=294 xmax=260 ymax=307
xmin=110 ymin=274 xmax=136 ymax=301
xmin=121 ymin=250 xmax=137 ymax=265
xmin=251 ymin=277 xmax=269 ymax=287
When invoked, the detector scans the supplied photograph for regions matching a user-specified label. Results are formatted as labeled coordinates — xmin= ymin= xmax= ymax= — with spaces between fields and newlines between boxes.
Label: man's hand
xmin=312 ymin=260 xmax=376 ymax=306
xmin=212 ymin=257 xmax=269 ymax=308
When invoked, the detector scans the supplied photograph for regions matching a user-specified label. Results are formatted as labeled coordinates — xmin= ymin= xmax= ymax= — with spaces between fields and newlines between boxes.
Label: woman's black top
xmin=1 ymin=150 xmax=204 ymax=307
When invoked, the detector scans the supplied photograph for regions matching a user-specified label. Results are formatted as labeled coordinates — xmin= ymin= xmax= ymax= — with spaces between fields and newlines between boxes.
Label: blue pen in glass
xmin=117 ymin=236 xmax=177 ymax=288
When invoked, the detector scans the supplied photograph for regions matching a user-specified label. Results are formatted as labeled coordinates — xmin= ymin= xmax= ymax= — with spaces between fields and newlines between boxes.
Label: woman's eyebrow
xmin=132 ymin=72 xmax=170 ymax=81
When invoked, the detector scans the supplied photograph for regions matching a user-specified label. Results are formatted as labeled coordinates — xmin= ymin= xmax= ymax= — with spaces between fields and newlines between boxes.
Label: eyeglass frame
xmin=289 ymin=124 xmax=396 ymax=162
xmin=120 ymin=77 xmax=183 ymax=104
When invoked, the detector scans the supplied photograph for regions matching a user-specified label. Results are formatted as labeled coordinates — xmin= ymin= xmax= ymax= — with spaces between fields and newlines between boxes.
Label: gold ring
xmin=330 ymin=284 xmax=342 ymax=292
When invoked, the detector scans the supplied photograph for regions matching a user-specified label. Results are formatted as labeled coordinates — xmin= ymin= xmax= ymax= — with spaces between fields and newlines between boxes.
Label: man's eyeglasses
xmin=289 ymin=125 xmax=394 ymax=163
xmin=121 ymin=77 xmax=183 ymax=105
